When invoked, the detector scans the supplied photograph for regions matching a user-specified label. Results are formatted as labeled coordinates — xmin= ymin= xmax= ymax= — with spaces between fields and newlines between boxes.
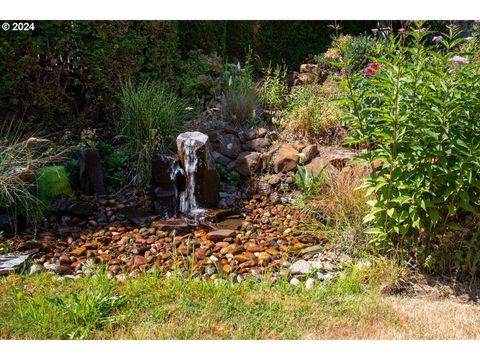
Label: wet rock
xmin=0 ymin=252 xmax=31 ymax=275
xmin=274 ymin=145 xmax=299 ymax=173
xmin=52 ymin=194 xmax=94 ymax=217
xmin=235 ymin=152 xmax=262 ymax=177
xmin=177 ymin=132 xmax=220 ymax=210
xmin=215 ymin=216 xmax=243 ymax=230
xmin=116 ymin=207 xmax=153 ymax=226
xmin=289 ymin=260 xmax=312 ymax=275
xmin=301 ymin=144 xmax=319 ymax=164
xmin=79 ymin=148 xmax=107 ymax=196
xmin=152 ymin=153 xmax=184 ymax=217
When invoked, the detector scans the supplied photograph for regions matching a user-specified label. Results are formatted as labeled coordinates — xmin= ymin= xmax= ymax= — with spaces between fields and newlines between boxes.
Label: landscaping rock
xmin=212 ymin=151 xmax=231 ymax=166
xmin=289 ymin=260 xmax=312 ymax=275
xmin=243 ymin=138 xmax=271 ymax=152
xmin=305 ymin=277 xmax=315 ymax=290
xmin=290 ymin=277 xmax=301 ymax=286
xmin=52 ymin=194 xmax=94 ymax=217
xmin=207 ymin=229 xmax=236 ymax=242
xmin=235 ymin=152 xmax=262 ymax=177
xmin=274 ymin=145 xmax=299 ymax=173
xmin=301 ymin=144 xmax=319 ymax=164
xmin=218 ymin=133 xmax=241 ymax=159
xmin=0 ymin=252 xmax=31 ymax=275
xmin=79 ymin=148 xmax=107 ymax=196
xmin=44 ymin=263 xmax=72 ymax=275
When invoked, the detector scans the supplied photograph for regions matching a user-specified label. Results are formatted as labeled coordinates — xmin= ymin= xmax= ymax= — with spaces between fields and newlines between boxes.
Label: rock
xmin=267 ymin=174 xmax=282 ymax=186
xmin=207 ymin=229 xmax=236 ymax=242
xmin=177 ymin=132 xmax=220 ymax=210
xmin=235 ymin=152 xmax=262 ymax=177
xmin=289 ymin=260 xmax=312 ymax=275
xmin=265 ymin=131 xmax=280 ymax=142
xmin=52 ymin=194 xmax=94 ymax=217
xmin=243 ymin=138 xmax=271 ymax=152
xmin=317 ymin=272 xmax=336 ymax=281
xmin=212 ymin=151 xmax=231 ymax=166
xmin=256 ymin=181 xmax=272 ymax=196
xmin=133 ymin=255 xmax=148 ymax=267
xmin=152 ymin=153 xmax=184 ymax=217
xmin=79 ymin=148 xmax=107 ymax=196
xmin=28 ymin=264 xmax=45 ymax=275
xmin=0 ymin=252 xmax=31 ymax=275
xmin=305 ymin=277 xmax=315 ymax=290
xmin=244 ymin=128 xmax=261 ymax=141
xmin=205 ymin=265 xmax=216 ymax=276
xmin=194 ymin=248 xmax=206 ymax=260
xmin=290 ymin=278 xmax=301 ymax=286
xmin=218 ymin=133 xmax=241 ymax=159
xmin=44 ymin=263 xmax=72 ymax=275
xmin=151 ymin=219 xmax=191 ymax=235
xmin=299 ymin=244 xmax=323 ymax=256
xmin=116 ymin=207 xmax=153 ymax=226
xmin=301 ymin=144 xmax=319 ymax=164
xmin=273 ymin=145 xmax=299 ymax=173
xmin=71 ymin=246 xmax=87 ymax=257
xmin=300 ymin=63 xmax=319 ymax=74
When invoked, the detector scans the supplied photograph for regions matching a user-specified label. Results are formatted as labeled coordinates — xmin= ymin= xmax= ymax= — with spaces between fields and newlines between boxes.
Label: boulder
xmin=273 ymin=145 xmax=299 ymax=173
xmin=151 ymin=153 xmax=184 ymax=217
xmin=212 ymin=151 xmax=231 ymax=167
xmin=218 ymin=133 xmax=241 ymax=159
xmin=301 ymin=144 xmax=319 ymax=164
xmin=243 ymin=138 xmax=271 ymax=152
xmin=305 ymin=157 xmax=331 ymax=177
xmin=234 ymin=152 xmax=262 ymax=177
xmin=52 ymin=194 xmax=94 ymax=217
xmin=79 ymin=148 xmax=106 ymax=196
xmin=177 ymin=132 xmax=220 ymax=211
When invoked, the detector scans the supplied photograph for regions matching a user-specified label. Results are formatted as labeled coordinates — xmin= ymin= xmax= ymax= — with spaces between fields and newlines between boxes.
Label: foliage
xmin=257 ymin=63 xmax=287 ymax=109
xmin=279 ymin=83 xmax=342 ymax=136
xmin=0 ymin=237 xmax=14 ymax=254
xmin=216 ymin=164 xmax=241 ymax=190
xmin=292 ymin=164 xmax=327 ymax=198
xmin=95 ymin=141 xmax=131 ymax=193
xmin=339 ymin=23 xmax=480 ymax=274
xmin=221 ymin=52 xmax=259 ymax=126
xmin=117 ymin=80 xmax=185 ymax=188
xmin=179 ymin=50 xmax=223 ymax=110
xmin=0 ymin=119 xmax=63 ymax=229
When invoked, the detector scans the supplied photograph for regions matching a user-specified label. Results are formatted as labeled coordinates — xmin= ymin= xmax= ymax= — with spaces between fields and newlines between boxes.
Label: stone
xmin=207 ymin=229 xmax=236 ymax=242
xmin=305 ymin=277 xmax=315 ymax=290
xmin=305 ymin=157 xmax=334 ymax=177
xmin=212 ymin=151 xmax=231 ymax=166
xmin=235 ymin=152 xmax=262 ymax=177
xmin=273 ymin=145 xmax=299 ymax=173
xmin=299 ymin=244 xmax=323 ymax=256
xmin=151 ymin=153 xmax=184 ymax=217
xmin=177 ymin=132 xmax=220 ymax=210
xmin=205 ymin=265 xmax=216 ymax=276
xmin=243 ymin=138 xmax=271 ymax=152
xmin=28 ymin=264 xmax=45 ymax=275
xmin=218 ymin=133 xmax=242 ymax=159
xmin=256 ymin=181 xmax=272 ymax=196
xmin=79 ymin=148 xmax=107 ymax=196
xmin=0 ymin=252 xmax=31 ymax=275
xmin=52 ymin=194 xmax=94 ymax=217
xmin=44 ymin=263 xmax=72 ymax=275
xmin=301 ymin=144 xmax=319 ymax=164
xmin=300 ymin=63 xmax=319 ymax=74
xmin=289 ymin=260 xmax=312 ymax=275
xmin=133 ymin=255 xmax=148 ymax=267
xmin=290 ymin=278 xmax=301 ymax=286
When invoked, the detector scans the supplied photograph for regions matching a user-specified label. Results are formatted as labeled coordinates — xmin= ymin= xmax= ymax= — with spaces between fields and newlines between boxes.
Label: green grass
xmin=0 ymin=263 xmax=399 ymax=340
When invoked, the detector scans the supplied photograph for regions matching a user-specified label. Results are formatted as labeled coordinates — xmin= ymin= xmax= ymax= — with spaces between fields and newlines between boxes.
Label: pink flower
xmin=451 ymin=55 xmax=469 ymax=65
xmin=364 ymin=63 xmax=379 ymax=77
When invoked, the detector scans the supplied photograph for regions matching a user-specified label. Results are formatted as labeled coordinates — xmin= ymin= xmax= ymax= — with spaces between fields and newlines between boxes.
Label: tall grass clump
xmin=118 ymin=80 xmax=185 ymax=188
xmin=0 ymin=119 xmax=62 ymax=230
xmin=339 ymin=22 xmax=480 ymax=275
xmin=257 ymin=63 xmax=287 ymax=109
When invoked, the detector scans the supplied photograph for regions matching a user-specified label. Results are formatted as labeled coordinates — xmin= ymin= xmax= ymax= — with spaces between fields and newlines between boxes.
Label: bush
xmin=279 ymin=82 xmax=342 ymax=137
xmin=117 ymin=80 xmax=185 ymax=188
xmin=340 ymin=23 xmax=480 ymax=274
xmin=179 ymin=50 xmax=223 ymax=110
xmin=257 ymin=63 xmax=287 ymax=109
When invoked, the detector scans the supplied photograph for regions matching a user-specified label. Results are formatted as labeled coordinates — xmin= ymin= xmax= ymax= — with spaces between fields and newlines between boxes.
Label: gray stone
xmin=212 ymin=151 xmax=232 ymax=166
xmin=234 ymin=151 xmax=262 ymax=177
xmin=218 ymin=133 xmax=241 ymax=159
xmin=305 ymin=277 xmax=315 ymax=290
xmin=299 ymin=244 xmax=323 ymax=256
xmin=289 ymin=259 xmax=313 ymax=275
xmin=0 ymin=253 xmax=31 ymax=275
xmin=44 ymin=263 xmax=72 ymax=275
xmin=243 ymin=138 xmax=271 ymax=152
xmin=290 ymin=277 xmax=301 ymax=286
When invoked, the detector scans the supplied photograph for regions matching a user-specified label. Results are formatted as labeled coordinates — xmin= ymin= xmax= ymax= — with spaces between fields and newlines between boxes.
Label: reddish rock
xmin=274 ymin=145 xmax=299 ymax=173
xmin=207 ymin=229 xmax=236 ymax=242
xmin=246 ymin=245 xmax=265 ymax=253
xmin=133 ymin=255 xmax=148 ymax=267
xmin=194 ymin=248 xmax=206 ymax=260
xmin=218 ymin=133 xmax=242 ymax=159
xmin=235 ymin=152 xmax=262 ymax=177
xmin=301 ymin=144 xmax=319 ymax=164
xmin=71 ymin=246 xmax=87 ymax=257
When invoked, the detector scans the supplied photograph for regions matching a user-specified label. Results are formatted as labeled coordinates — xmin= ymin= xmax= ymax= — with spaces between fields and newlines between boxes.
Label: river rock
xmin=0 ymin=252 xmax=31 ymax=275
xmin=274 ymin=145 xmax=299 ymax=173
xmin=289 ymin=260 xmax=312 ymax=275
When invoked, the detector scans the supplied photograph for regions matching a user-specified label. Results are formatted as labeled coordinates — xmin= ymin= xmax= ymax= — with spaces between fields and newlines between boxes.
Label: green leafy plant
xmin=339 ymin=22 xmax=480 ymax=273
xmin=118 ymin=80 xmax=185 ymax=188
xmin=292 ymin=164 xmax=327 ymax=198
xmin=46 ymin=287 xmax=126 ymax=339
xmin=258 ymin=63 xmax=287 ymax=109
xmin=216 ymin=164 xmax=241 ymax=190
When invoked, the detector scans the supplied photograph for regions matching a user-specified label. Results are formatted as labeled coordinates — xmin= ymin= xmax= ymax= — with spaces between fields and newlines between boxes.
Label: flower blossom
xmin=451 ymin=55 xmax=470 ymax=65
xmin=432 ymin=35 xmax=443 ymax=43
xmin=364 ymin=63 xmax=380 ymax=77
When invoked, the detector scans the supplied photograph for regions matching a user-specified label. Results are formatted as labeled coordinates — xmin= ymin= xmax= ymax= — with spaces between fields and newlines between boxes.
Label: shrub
xmin=118 ymin=80 xmax=185 ymax=188
xmin=339 ymin=23 xmax=480 ymax=274
xmin=292 ymin=164 xmax=327 ymax=198
xmin=257 ymin=63 xmax=287 ymax=109
xmin=280 ymin=82 xmax=342 ymax=137
xmin=179 ymin=50 xmax=223 ymax=110
xmin=342 ymin=34 xmax=384 ymax=73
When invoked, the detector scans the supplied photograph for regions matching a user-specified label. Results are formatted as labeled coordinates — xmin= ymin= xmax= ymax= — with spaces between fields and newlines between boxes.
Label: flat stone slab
xmin=0 ymin=252 xmax=31 ymax=275
xmin=207 ymin=229 xmax=236 ymax=242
